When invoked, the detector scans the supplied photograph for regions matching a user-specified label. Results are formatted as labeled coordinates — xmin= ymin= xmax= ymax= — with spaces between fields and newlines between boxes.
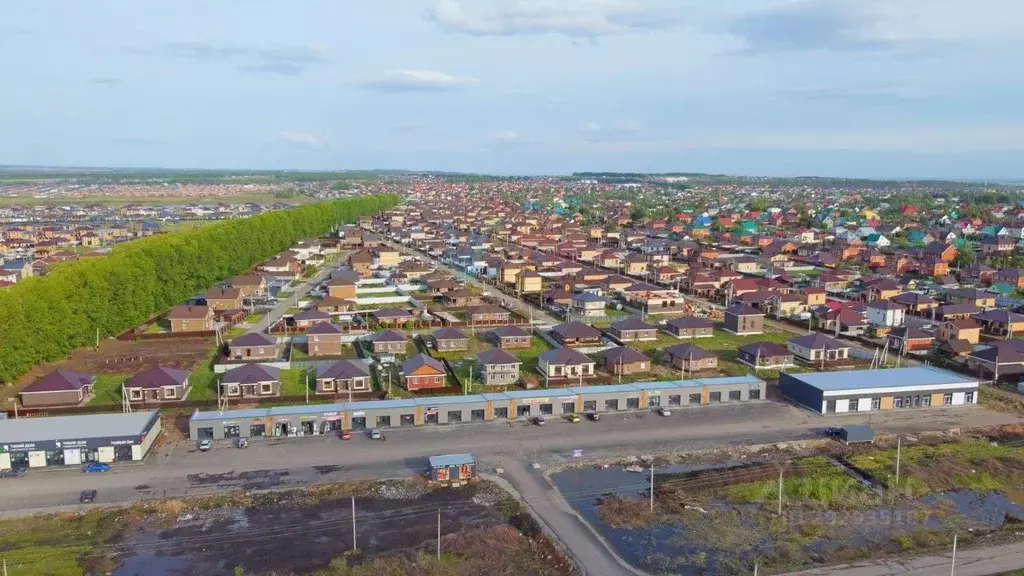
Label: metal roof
xmin=784 ymin=366 xmax=975 ymax=391
xmin=429 ymin=454 xmax=475 ymax=468
xmin=0 ymin=410 xmax=159 ymax=444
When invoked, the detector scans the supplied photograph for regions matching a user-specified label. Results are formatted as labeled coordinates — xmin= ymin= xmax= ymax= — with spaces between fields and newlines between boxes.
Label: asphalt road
xmin=381 ymin=239 xmax=561 ymax=326
xmin=248 ymin=262 xmax=339 ymax=333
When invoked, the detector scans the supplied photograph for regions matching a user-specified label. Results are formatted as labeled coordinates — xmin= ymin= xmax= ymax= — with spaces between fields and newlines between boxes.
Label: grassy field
xmin=847 ymin=439 xmax=1024 ymax=495
xmin=279 ymin=368 xmax=313 ymax=396
xmin=723 ymin=457 xmax=873 ymax=507
xmin=187 ymin=346 xmax=220 ymax=400
xmin=87 ymin=373 xmax=132 ymax=406
xmin=0 ymin=508 xmax=126 ymax=575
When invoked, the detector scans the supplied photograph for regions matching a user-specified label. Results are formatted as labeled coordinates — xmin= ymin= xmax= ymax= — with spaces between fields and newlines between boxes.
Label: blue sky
xmin=2 ymin=0 xmax=1022 ymax=178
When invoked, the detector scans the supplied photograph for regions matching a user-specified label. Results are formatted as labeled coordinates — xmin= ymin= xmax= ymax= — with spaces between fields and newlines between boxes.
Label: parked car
xmin=824 ymin=426 xmax=843 ymax=438
xmin=370 ymin=428 xmax=382 ymax=440
xmin=236 ymin=438 xmax=248 ymax=449
xmin=341 ymin=432 xmax=352 ymax=440
xmin=0 ymin=468 xmax=26 ymax=479
xmin=568 ymin=414 xmax=581 ymax=423
xmin=79 ymin=489 xmax=98 ymax=504
xmin=533 ymin=415 xmax=546 ymax=426
xmin=657 ymin=406 xmax=672 ymax=417
xmin=82 ymin=462 xmax=110 ymax=473
xmin=199 ymin=439 xmax=213 ymax=451
xmin=586 ymin=412 xmax=600 ymax=422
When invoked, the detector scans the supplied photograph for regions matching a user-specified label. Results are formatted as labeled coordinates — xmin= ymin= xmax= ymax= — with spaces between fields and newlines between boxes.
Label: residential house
xmin=402 ymin=354 xmax=448 ymax=391
xmin=317 ymin=296 xmax=356 ymax=314
xmin=443 ymin=289 xmax=480 ymax=307
xmin=476 ymin=348 xmax=522 ymax=386
xmin=891 ymin=292 xmax=938 ymax=315
xmin=737 ymin=341 xmax=795 ymax=370
xmin=607 ymin=319 xmax=659 ymax=342
xmin=368 ymin=329 xmax=408 ymax=354
xmin=551 ymin=322 xmax=603 ymax=346
xmin=966 ymin=340 xmax=1024 ymax=381
xmin=517 ymin=270 xmax=543 ymax=294
xmin=921 ymin=258 xmax=949 ymax=277
xmin=206 ymin=287 xmax=243 ymax=311
xmin=787 ymin=333 xmax=851 ymax=365
xmin=886 ymin=327 xmax=934 ymax=352
xmin=18 ymin=370 xmax=95 ymax=407
xmin=664 ymin=316 xmax=714 ymax=338
xmin=374 ymin=247 xmax=401 ymax=268
xmin=293 ymin=310 xmax=332 ymax=329
xmin=123 ymin=367 xmax=190 ymax=403
xmin=935 ymin=303 xmax=982 ymax=321
xmin=220 ymin=364 xmax=281 ymax=398
xmin=167 ymin=305 xmax=215 ymax=333
xmin=0 ymin=259 xmax=31 ymax=282
xmin=371 ymin=308 xmax=415 ymax=327
xmin=862 ymin=279 xmax=901 ymax=302
xmin=973 ymin=309 xmax=1024 ymax=338
xmin=664 ymin=343 xmax=719 ymax=372
xmin=465 ymin=305 xmax=511 ymax=324
xmin=964 ymin=264 xmax=997 ymax=285
xmin=227 ymin=332 xmax=278 ymax=360
xmin=981 ymin=235 xmax=1016 ymax=256
xmin=488 ymin=325 xmax=532 ymax=349
xmin=866 ymin=299 xmax=906 ymax=328
xmin=937 ymin=319 xmax=982 ymax=345
xmin=802 ymin=287 xmax=827 ymax=307
xmin=348 ymin=250 xmax=375 ymax=276
xmin=327 ymin=277 xmax=358 ymax=299
xmin=598 ymin=347 xmax=651 ymax=375
xmin=568 ymin=292 xmax=607 ymax=320
xmin=537 ymin=348 xmax=597 ymax=381
xmin=922 ymin=242 xmax=958 ymax=262
xmin=724 ymin=303 xmax=765 ymax=335
xmin=995 ymin=268 xmax=1024 ymax=289
xmin=433 ymin=327 xmax=469 ymax=352
xmin=944 ymin=288 xmax=996 ymax=308
xmin=305 ymin=322 xmax=345 ymax=356
xmin=315 ymin=360 xmax=371 ymax=394
xmin=623 ymin=254 xmax=648 ymax=275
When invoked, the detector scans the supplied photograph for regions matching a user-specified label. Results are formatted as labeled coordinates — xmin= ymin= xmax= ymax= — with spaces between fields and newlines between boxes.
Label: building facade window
xmin=943 ymin=393 xmax=953 ymax=405
xmin=965 ymin=392 xmax=975 ymax=404
xmin=871 ymin=398 xmax=880 ymax=410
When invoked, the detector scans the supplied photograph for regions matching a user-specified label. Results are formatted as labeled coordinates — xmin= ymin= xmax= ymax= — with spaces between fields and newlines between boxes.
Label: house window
xmin=164 ymin=387 xmax=177 ymax=399
xmin=894 ymin=397 xmax=903 ymax=408
xmin=965 ymin=392 xmax=975 ymax=404
xmin=871 ymin=398 xmax=880 ymax=410
xmin=749 ymin=389 xmax=761 ymax=400
xmin=848 ymin=399 xmax=858 ymax=412
xmin=943 ymin=393 xmax=953 ymax=405
xmin=709 ymin=391 xmax=722 ymax=403
xmin=689 ymin=393 xmax=702 ymax=405
xmin=260 ymin=383 xmax=273 ymax=395
xmin=228 ymin=384 xmax=239 ymax=396
xmin=922 ymin=395 xmax=931 ymax=407
xmin=322 ymin=380 xmax=335 ymax=391
xmin=728 ymin=390 xmax=742 ymax=401
xmin=129 ymin=389 xmax=143 ymax=400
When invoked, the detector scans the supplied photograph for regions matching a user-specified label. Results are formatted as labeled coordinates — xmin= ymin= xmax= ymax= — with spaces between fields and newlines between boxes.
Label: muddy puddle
xmin=553 ymin=464 xmax=1024 ymax=575
xmin=112 ymin=484 xmax=501 ymax=576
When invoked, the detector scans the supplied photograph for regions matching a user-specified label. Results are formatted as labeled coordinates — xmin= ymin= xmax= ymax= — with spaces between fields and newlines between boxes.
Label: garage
xmin=0 ymin=411 xmax=162 ymax=470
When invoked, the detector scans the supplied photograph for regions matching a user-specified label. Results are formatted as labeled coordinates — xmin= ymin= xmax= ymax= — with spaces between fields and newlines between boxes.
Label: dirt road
xmin=779 ymin=540 xmax=1024 ymax=576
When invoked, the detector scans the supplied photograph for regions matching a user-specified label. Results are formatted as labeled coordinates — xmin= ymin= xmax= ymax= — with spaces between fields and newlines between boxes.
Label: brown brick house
xmin=664 ymin=344 xmax=718 ymax=372
xmin=368 ymin=329 xmax=408 ymax=354
xmin=551 ymin=322 xmax=602 ymax=346
xmin=723 ymin=303 xmax=764 ymax=335
xmin=315 ymin=360 xmax=371 ymax=394
xmin=19 ymin=370 xmax=95 ymax=407
xmin=465 ymin=305 xmax=511 ymax=324
xmin=402 ymin=354 xmax=448 ymax=391
xmin=607 ymin=319 xmax=658 ymax=342
xmin=488 ymin=325 xmax=531 ymax=349
xmin=206 ymin=287 xmax=243 ymax=311
xmin=227 ymin=332 xmax=278 ymax=360
xmin=307 ymin=322 xmax=345 ymax=356
xmin=167 ymin=305 xmax=215 ymax=333
xmin=232 ymin=275 xmax=267 ymax=297
xmin=664 ymin=317 xmax=714 ymax=338
xmin=433 ymin=327 xmax=469 ymax=352
xmin=737 ymin=342 xmax=794 ymax=370
xmin=936 ymin=318 xmax=981 ymax=345
xmin=598 ymin=347 xmax=651 ymax=375
xmin=220 ymin=364 xmax=280 ymax=398
xmin=123 ymin=367 xmax=190 ymax=403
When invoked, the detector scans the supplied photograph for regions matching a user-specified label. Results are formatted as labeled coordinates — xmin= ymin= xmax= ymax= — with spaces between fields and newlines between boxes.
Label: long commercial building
xmin=189 ymin=375 xmax=767 ymax=439
xmin=0 ymin=410 xmax=162 ymax=469
xmin=779 ymin=366 xmax=978 ymax=415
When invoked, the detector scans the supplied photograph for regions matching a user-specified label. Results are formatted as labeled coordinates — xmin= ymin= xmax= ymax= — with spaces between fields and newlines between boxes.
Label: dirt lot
xmin=1 ymin=338 xmax=215 ymax=402
xmin=0 ymin=480 xmax=576 ymax=576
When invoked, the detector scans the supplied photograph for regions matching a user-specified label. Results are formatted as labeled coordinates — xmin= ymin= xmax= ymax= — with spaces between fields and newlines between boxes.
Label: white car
xmin=657 ymin=406 xmax=672 ymax=417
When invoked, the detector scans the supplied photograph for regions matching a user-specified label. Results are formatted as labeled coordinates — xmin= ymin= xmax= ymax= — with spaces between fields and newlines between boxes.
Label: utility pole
xmin=895 ymin=436 xmax=902 ymax=488
xmin=649 ymin=463 xmax=655 ymax=513
xmin=437 ymin=508 xmax=442 ymax=560
xmin=351 ymin=496 xmax=357 ymax=551
xmin=950 ymin=533 xmax=957 ymax=576
xmin=777 ymin=466 xmax=784 ymax=515
xmin=753 ymin=561 xmax=758 ymax=576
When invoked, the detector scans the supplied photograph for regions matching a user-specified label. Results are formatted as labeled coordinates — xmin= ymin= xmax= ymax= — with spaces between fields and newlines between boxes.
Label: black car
xmin=586 ymin=412 xmax=600 ymax=422
xmin=824 ymin=426 xmax=843 ymax=437
xmin=79 ymin=490 xmax=98 ymax=504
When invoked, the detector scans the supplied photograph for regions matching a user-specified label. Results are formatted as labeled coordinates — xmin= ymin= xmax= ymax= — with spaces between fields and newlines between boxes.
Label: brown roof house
xmin=220 ymin=364 xmax=280 ymax=398
xmin=368 ymin=329 xmax=408 ymax=354
xmin=476 ymin=348 xmax=522 ymax=386
xmin=123 ymin=367 xmax=190 ymax=403
xmin=550 ymin=322 xmax=602 ymax=346
xmin=293 ymin=309 xmax=333 ymax=329
xmin=598 ymin=347 xmax=651 ymax=375
xmin=19 ymin=370 xmax=96 ymax=407
xmin=488 ymin=325 xmax=531 ymax=349
xmin=723 ymin=303 xmax=765 ymax=336
xmin=227 ymin=332 xmax=279 ymax=361
xmin=465 ymin=304 xmax=511 ymax=324
xmin=432 ymin=327 xmax=469 ymax=352
xmin=664 ymin=344 xmax=718 ymax=373
xmin=315 ymin=360 xmax=371 ymax=394
xmin=306 ymin=322 xmax=345 ymax=356
xmin=402 ymin=354 xmax=448 ymax=392
xmin=371 ymin=308 xmax=415 ymax=327
xmin=206 ymin=287 xmax=243 ymax=311
xmin=664 ymin=317 xmax=714 ymax=339
xmin=167 ymin=304 xmax=214 ymax=333
xmin=936 ymin=319 xmax=982 ymax=345
xmin=607 ymin=319 xmax=658 ymax=342
xmin=787 ymin=333 xmax=850 ymax=365
xmin=537 ymin=348 xmax=596 ymax=382
xmin=737 ymin=341 xmax=794 ymax=370
xmin=974 ymin=309 xmax=1024 ymax=338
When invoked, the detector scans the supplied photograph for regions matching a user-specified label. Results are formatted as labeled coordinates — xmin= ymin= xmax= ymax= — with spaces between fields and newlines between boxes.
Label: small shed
xmin=428 ymin=453 xmax=476 ymax=485
xmin=840 ymin=425 xmax=874 ymax=445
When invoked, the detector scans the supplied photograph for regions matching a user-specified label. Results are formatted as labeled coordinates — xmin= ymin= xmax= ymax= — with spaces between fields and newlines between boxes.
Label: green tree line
xmin=0 ymin=194 xmax=398 ymax=383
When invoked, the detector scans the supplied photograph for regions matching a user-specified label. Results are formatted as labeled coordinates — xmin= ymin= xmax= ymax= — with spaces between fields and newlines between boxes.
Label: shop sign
xmin=3 ymin=443 xmax=36 ymax=452
xmin=55 ymin=440 xmax=88 ymax=449
xmin=351 ymin=411 xmax=365 ymax=417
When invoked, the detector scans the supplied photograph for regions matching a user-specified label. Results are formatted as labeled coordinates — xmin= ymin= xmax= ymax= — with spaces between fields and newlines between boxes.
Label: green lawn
xmin=432 ymin=334 xmax=494 ymax=361
xmin=0 ymin=509 xmax=124 ymax=575
xmin=627 ymin=332 xmax=685 ymax=352
xmin=87 ymin=373 xmax=132 ymax=406
xmin=188 ymin=346 xmax=220 ymax=400
xmin=279 ymin=368 xmax=313 ymax=396
xmin=723 ymin=457 xmax=873 ymax=507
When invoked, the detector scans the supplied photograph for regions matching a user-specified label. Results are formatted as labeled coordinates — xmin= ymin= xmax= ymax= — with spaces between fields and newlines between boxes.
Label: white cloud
xmin=362 ymin=69 xmax=479 ymax=92
xmin=425 ymin=0 xmax=679 ymax=38
xmin=278 ymin=131 xmax=330 ymax=149
xmin=581 ymin=122 xmax=602 ymax=132
xmin=489 ymin=130 xmax=524 ymax=142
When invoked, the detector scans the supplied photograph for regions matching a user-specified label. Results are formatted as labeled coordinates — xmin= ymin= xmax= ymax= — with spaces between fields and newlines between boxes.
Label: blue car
xmin=82 ymin=462 xmax=110 ymax=473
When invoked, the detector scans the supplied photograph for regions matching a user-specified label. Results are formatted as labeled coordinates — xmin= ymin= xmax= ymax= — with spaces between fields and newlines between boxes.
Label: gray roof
xmin=737 ymin=341 xmax=790 ymax=357
xmin=489 ymin=325 xmax=529 ymax=338
xmin=610 ymin=319 xmax=657 ymax=331
xmin=788 ymin=333 xmax=848 ymax=350
xmin=316 ymin=359 xmax=370 ymax=380
xmin=429 ymin=454 xmax=475 ymax=468
xmin=222 ymin=363 xmax=280 ymax=384
xmin=0 ymin=410 xmax=159 ymax=444
xmin=725 ymin=303 xmax=763 ymax=316
xmin=599 ymin=347 xmax=650 ymax=363
xmin=433 ymin=327 xmax=468 ymax=341
xmin=22 ymin=370 xmax=95 ymax=393
xmin=664 ymin=343 xmax=716 ymax=360
xmin=477 ymin=348 xmax=521 ymax=365
xmin=230 ymin=332 xmax=276 ymax=346
xmin=783 ymin=366 xmax=975 ymax=392
xmin=126 ymin=367 xmax=190 ymax=389
xmin=539 ymin=348 xmax=594 ymax=365
xmin=666 ymin=317 xmax=714 ymax=329
xmin=552 ymin=322 xmax=602 ymax=338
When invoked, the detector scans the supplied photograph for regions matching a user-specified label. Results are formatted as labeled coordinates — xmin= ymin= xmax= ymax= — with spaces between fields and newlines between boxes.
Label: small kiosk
xmin=428 ymin=453 xmax=476 ymax=486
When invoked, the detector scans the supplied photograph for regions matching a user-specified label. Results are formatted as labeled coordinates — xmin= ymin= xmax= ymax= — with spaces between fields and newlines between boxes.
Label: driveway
xmin=248 ymin=259 xmax=342 ymax=333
